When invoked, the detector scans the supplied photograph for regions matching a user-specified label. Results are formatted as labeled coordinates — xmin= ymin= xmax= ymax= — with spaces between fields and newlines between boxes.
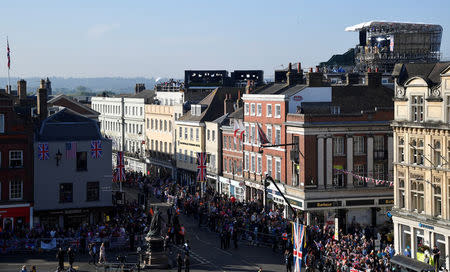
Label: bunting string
xmin=333 ymin=168 xmax=394 ymax=187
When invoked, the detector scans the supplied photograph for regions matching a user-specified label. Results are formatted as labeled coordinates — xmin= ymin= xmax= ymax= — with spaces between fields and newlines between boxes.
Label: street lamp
xmin=55 ymin=149 xmax=62 ymax=166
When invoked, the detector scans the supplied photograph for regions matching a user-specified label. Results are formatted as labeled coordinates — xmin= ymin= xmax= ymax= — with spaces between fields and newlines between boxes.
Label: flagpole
xmin=7 ymin=37 xmax=10 ymax=92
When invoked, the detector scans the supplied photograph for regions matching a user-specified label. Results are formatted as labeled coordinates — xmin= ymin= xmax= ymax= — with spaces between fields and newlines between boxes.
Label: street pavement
xmin=0 ymin=187 xmax=286 ymax=272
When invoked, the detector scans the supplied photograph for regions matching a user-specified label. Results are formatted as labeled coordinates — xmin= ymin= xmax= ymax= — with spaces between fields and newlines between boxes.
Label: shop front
xmin=244 ymin=180 xmax=264 ymax=203
xmin=34 ymin=207 xmax=112 ymax=229
xmin=0 ymin=203 xmax=33 ymax=231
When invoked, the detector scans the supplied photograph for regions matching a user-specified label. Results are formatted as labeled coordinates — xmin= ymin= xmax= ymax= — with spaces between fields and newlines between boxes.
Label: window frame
xmin=275 ymin=104 xmax=281 ymax=118
xmin=59 ymin=183 xmax=73 ymax=203
xmin=333 ymin=137 xmax=345 ymax=156
xmin=9 ymin=150 xmax=23 ymax=168
xmin=250 ymin=103 xmax=256 ymax=116
xmin=266 ymin=104 xmax=272 ymax=117
xmin=257 ymin=103 xmax=262 ymax=116
xmin=76 ymin=151 xmax=88 ymax=171
xmin=9 ymin=180 xmax=23 ymax=200
xmin=86 ymin=181 xmax=100 ymax=202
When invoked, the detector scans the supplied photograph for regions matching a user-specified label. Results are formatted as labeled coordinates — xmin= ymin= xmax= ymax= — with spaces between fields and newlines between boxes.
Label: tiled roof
xmin=178 ymin=87 xmax=243 ymax=123
xmin=37 ymin=108 xmax=103 ymax=141
xmin=393 ymin=62 xmax=450 ymax=87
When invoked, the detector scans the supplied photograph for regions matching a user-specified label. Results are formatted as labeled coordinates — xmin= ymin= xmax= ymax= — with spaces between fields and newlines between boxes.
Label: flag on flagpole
xmin=233 ymin=120 xmax=240 ymax=144
xmin=293 ymin=219 xmax=306 ymax=272
xmin=114 ymin=151 xmax=125 ymax=182
xmin=6 ymin=38 xmax=10 ymax=70
xmin=65 ymin=142 xmax=77 ymax=159
xmin=256 ymin=123 xmax=269 ymax=145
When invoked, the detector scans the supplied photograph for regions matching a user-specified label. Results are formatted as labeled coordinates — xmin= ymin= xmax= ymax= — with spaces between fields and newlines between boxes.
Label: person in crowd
xmin=184 ymin=254 xmax=190 ymax=272
xmin=177 ymin=253 xmax=183 ymax=272
xmin=433 ymin=245 xmax=441 ymax=271
xmin=20 ymin=265 xmax=27 ymax=272
xmin=284 ymin=249 xmax=293 ymax=272
xmin=98 ymin=242 xmax=106 ymax=264
xmin=56 ymin=248 xmax=65 ymax=271
xmin=67 ymin=247 xmax=75 ymax=269
xmin=88 ymin=243 xmax=96 ymax=265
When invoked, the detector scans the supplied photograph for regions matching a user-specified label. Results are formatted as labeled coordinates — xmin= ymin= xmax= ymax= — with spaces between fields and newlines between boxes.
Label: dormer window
xmin=411 ymin=95 xmax=424 ymax=122
xmin=191 ymin=104 xmax=203 ymax=116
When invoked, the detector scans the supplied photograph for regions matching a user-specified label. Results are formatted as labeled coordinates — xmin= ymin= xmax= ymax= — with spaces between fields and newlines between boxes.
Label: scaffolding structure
xmin=345 ymin=21 xmax=443 ymax=73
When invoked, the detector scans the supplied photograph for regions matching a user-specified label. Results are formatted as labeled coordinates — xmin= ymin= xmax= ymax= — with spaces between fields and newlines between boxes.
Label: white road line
xmin=214 ymin=247 xmax=232 ymax=256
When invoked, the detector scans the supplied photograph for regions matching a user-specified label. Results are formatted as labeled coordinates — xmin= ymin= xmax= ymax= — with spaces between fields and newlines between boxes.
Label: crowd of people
xmin=4 ymin=170 xmax=440 ymax=271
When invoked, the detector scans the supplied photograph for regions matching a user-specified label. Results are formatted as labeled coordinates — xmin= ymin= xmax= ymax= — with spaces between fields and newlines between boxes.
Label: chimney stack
xmin=235 ymin=90 xmax=243 ymax=109
xmin=365 ymin=68 xmax=382 ymax=88
xmin=18 ymin=79 xmax=27 ymax=101
xmin=345 ymin=73 xmax=359 ymax=85
xmin=37 ymin=79 xmax=48 ymax=121
xmin=306 ymin=68 xmax=324 ymax=87
xmin=45 ymin=78 xmax=52 ymax=96
xmin=224 ymin=93 xmax=234 ymax=115
xmin=135 ymin=83 xmax=145 ymax=94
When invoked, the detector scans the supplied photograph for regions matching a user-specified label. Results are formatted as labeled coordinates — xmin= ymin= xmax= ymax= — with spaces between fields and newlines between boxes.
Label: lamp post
xmin=55 ymin=149 xmax=62 ymax=166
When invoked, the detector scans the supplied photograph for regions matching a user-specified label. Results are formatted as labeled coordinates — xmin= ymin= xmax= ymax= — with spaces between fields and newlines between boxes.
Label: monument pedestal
xmin=142 ymin=236 xmax=169 ymax=269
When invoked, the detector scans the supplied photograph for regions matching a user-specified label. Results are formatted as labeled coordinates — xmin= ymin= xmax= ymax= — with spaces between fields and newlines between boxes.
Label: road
xmin=0 ymin=187 xmax=285 ymax=272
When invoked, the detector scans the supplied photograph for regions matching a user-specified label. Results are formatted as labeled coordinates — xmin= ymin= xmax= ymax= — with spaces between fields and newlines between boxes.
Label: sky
xmin=1 ymin=0 xmax=449 ymax=79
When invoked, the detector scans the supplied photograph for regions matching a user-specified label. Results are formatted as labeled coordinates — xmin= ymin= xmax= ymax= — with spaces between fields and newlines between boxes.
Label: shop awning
xmin=390 ymin=255 xmax=434 ymax=272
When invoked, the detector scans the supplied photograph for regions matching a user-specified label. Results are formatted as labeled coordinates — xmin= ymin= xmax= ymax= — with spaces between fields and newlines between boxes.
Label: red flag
xmin=6 ymin=38 xmax=10 ymax=69
xmin=257 ymin=123 xmax=269 ymax=145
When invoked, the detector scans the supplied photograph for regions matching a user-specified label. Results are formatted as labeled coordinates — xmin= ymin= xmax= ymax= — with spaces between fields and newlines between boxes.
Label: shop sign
xmin=307 ymin=201 xmax=341 ymax=209
xmin=178 ymin=141 xmax=200 ymax=147
xmin=293 ymin=95 xmax=303 ymax=101
xmin=287 ymin=198 xmax=302 ymax=208
xmin=418 ymin=223 xmax=434 ymax=230
xmin=346 ymin=199 xmax=374 ymax=206
xmin=379 ymin=198 xmax=394 ymax=205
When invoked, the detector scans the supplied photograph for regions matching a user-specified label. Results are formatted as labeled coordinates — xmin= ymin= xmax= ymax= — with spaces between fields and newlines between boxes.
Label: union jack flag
xmin=113 ymin=151 xmax=125 ymax=182
xmin=38 ymin=143 xmax=49 ymax=160
xmin=6 ymin=38 xmax=10 ymax=70
xmin=196 ymin=152 xmax=207 ymax=182
xmin=90 ymin=140 xmax=103 ymax=158
xmin=293 ymin=220 xmax=306 ymax=272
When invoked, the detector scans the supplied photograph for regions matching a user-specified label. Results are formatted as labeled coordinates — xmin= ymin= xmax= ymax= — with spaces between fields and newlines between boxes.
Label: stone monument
xmin=142 ymin=207 xmax=169 ymax=268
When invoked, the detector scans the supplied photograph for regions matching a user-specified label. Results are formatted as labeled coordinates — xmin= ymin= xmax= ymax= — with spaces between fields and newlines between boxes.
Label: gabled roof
xmin=37 ymin=108 xmax=103 ymax=141
xmin=178 ymin=87 xmax=243 ymax=123
xmin=228 ymin=107 xmax=243 ymax=119
xmin=393 ymin=62 xmax=450 ymax=87
xmin=48 ymin=94 xmax=99 ymax=117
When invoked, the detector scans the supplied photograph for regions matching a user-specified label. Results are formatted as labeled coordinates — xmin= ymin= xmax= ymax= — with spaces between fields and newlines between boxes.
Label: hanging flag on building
xmin=114 ymin=151 xmax=125 ymax=182
xmin=257 ymin=123 xmax=269 ymax=145
xmin=196 ymin=152 xmax=207 ymax=182
xmin=293 ymin=219 xmax=306 ymax=272
xmin=65 ymin=142 xmax=77 ymax=159
xmin=91 ymin=140 xmax=103 ymax=158
xmin=233 ymin=120 xmax=240 ymax=144
xmin=38 ymin=143 xmax=49 ymax=160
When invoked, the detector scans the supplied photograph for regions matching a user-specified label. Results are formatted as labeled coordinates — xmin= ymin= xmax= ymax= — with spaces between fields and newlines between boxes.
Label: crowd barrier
xmin=0 ymin=235 xmax=133 ymax=254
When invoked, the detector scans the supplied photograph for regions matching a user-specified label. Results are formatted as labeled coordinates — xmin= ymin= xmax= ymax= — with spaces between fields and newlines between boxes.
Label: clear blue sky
xmin=1 ymin=0 xmax=449 ymax=79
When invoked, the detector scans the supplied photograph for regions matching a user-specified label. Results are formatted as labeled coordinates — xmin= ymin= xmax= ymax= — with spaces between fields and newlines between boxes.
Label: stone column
xmin=446 ymin=235 xmax=450 ymax=270
xmin=326 ymin=136 xmax=333 ymax=188
xmin=388 ymin=135 xmax=393 ymax=179
xmin=393 ymin=220 xmax=400 ymax=254
xmin=346 ymin=136 xmax=353 ymax=186
xmin=317 ymin=136 xmax=325 ymax=187
xmin=367 ymin=136 xmax=374 ymax=179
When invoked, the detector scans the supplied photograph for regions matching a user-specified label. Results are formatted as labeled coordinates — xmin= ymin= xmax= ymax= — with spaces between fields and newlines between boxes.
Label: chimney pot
xmin=367 ymin=67 xmax=372 ymax=73
xmin=18 ymin=79 xmax=27 ymax=101
xmin=315 ymin=66 xmax=319 ymax=72
xmin=297 ymin=62 xmax=301 ymax=72
xmin=309 ymin=68 xmax=313 ymax=73
xmin=40 ymin=79 xmax=46 ymax=89
xmin=375 ymin=67 xmax=379 ymax=73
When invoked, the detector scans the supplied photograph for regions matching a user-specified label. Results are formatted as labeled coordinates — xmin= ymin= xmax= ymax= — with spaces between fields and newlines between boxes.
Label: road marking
xmin=214 ymin=247 xmax=232 ymax=255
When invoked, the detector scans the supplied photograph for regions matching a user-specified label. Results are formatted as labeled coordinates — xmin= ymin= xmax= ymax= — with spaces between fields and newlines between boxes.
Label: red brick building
xmin=285 ymin=71 xmax=395 ymax=228
xmin=220 ymin=108 xmax=245 ymax=201
xmin=0 ymin=91 xmax=34 ymax=231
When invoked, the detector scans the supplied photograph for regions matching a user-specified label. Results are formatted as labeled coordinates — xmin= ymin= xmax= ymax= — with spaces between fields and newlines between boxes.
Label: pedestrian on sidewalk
xmin=284 ymin=249 xmax=293 ymax=272
xmin=67 ymin=247 xmax=75 ymax=269
xmin=176 ymin=253 xmax=183 ymax=272
xmin=184 ymin=240 xmax=191 ymax=256
xmin=184 ymin=254 xmax=190 ymax=272
xmin=56 ymin=247 xmax=65 ymax=271
xmin=88 ymin=243 xmax=96 ymax=265
xmin=98 ymin=242 xmax=106 ymax=264
xmin=20 ymin=265 xmax=27 ymax=272
xmin=179 ymin=224 xmax=186 ymax=244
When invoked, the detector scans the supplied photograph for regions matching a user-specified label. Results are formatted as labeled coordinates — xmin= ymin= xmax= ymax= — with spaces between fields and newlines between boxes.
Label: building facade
xmin=33 ymin=109 xmax=112 ymax=228
xmin=91 ymin=88 xmax=155 ymax=173
xmin=0 ymin=91 xmax=34 ymax=231
xmin=392 ymin=62 xmax=450 ymax=270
